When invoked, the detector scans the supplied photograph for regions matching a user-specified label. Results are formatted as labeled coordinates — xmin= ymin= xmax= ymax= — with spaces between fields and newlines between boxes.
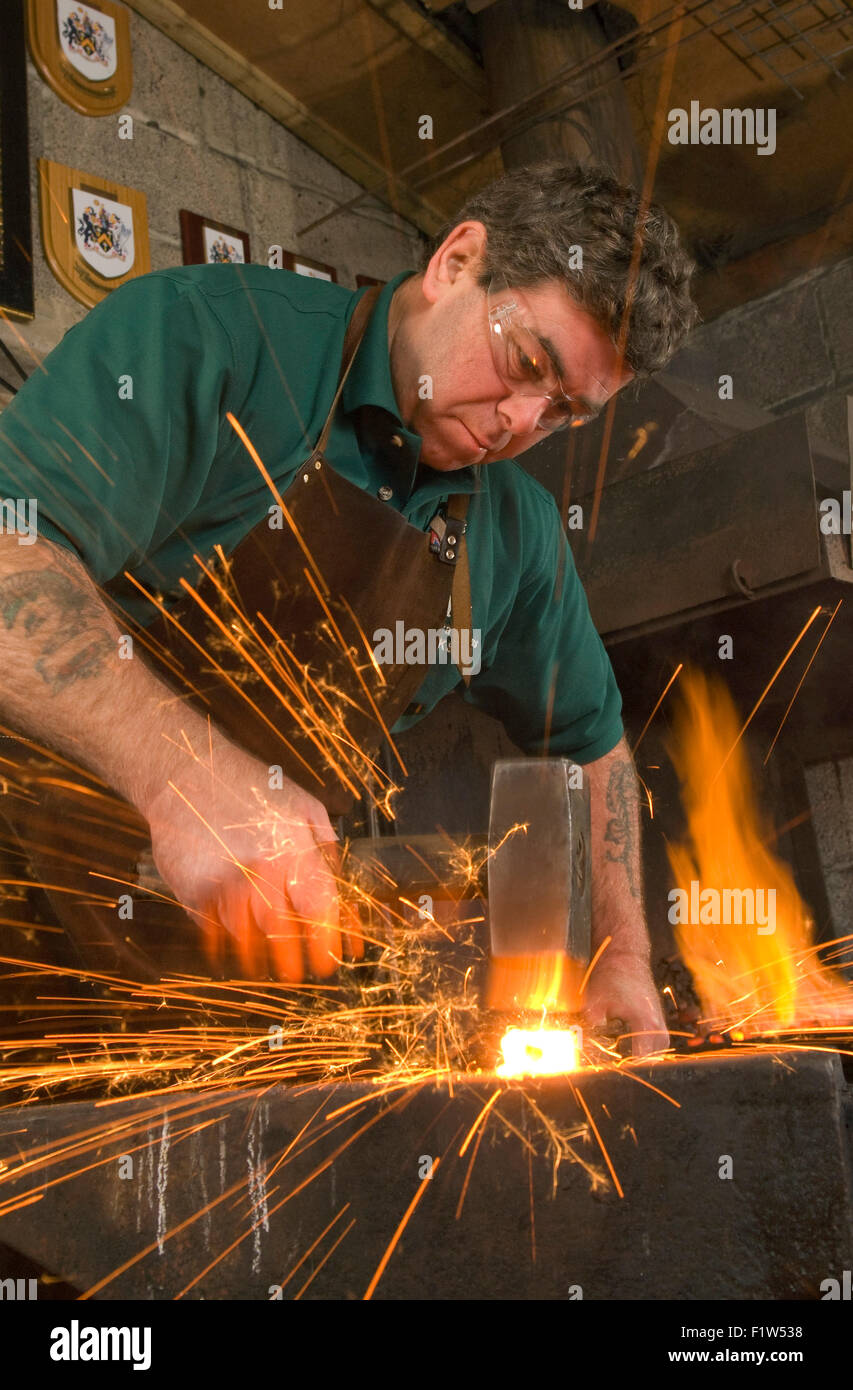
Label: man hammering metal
xmin=0 ymin=161 xmax=697 ymax=1053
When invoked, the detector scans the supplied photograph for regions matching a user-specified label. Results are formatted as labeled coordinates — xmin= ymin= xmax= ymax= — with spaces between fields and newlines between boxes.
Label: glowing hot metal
xmin=496 ymin=1026 xmax=583 ymax=1077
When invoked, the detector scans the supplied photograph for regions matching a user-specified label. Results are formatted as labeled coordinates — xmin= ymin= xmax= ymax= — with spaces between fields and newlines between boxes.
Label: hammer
xmin=485 ymin=757 xmax=591 ymax=1012
xmin=345 ymin=756 xmax=591 ymax=1009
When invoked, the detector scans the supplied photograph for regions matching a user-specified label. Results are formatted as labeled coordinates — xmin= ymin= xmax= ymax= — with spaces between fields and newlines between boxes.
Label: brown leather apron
xmin=0 ymin=285 xmax=474 ymax=979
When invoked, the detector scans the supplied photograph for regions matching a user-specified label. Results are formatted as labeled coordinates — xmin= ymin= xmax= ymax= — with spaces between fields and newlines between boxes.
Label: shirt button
xmin=378 ymin=485 xmax=394 ymax=501
xmin=390 ymin=434 xmax=403 ymax=448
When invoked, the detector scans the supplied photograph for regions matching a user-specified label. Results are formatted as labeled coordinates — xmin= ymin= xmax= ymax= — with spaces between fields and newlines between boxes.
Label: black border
xmin=0 ymin=0 xmax=35 ymax=319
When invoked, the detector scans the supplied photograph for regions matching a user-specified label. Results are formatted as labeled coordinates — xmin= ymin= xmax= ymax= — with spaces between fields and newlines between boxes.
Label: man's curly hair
xmin=421 ymin=161 xmax=699 ymax=377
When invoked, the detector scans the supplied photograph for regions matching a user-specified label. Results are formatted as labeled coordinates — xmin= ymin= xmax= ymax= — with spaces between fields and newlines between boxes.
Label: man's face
xmin=390 ymin=222 xmax=634 ymax=472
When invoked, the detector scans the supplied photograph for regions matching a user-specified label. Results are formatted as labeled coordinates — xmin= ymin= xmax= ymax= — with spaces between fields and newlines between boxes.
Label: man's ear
xmin=422 ymin=221 xmax=488 ymax=305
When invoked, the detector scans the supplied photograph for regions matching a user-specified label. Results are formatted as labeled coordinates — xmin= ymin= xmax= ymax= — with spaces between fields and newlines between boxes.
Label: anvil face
xmin=0 ymin=1052 xmax=850 ymax=1300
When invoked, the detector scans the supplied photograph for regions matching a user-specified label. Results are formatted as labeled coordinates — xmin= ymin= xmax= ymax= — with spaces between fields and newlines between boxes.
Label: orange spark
xmin=459 ymin=1087 xmax=501 ymax=1157
xmin=572 ymin=1085 xmax=623 ymax=1199
xmin=363 ymin=1158 xmax=440 ymax=1301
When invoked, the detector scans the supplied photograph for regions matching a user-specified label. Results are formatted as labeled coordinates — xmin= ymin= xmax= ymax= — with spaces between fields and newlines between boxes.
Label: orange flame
xmin=485 ymin=950 xmax=581 ymax=1014
xmin=666 ymin=669 xmax=847 ymax=1033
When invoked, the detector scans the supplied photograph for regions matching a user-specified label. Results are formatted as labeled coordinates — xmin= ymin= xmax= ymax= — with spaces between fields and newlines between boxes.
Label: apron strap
xmin=311 ymin=285 xmax=477 ymax=690
xmin=447 ymin=493 xmax=474 ymax=688
xmin=310 ymin=285 xmax=383 ymax=460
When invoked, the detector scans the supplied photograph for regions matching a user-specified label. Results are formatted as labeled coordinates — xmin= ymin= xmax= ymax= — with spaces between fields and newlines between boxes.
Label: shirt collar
xmin=341 ymin=270 xmax=479 ymax=503
xmin=342 ymin=271 xmax=412 ymax=420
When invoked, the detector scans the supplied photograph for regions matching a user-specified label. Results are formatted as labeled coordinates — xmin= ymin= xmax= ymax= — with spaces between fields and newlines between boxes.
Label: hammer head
xmin=487 ymin=758 xmax=591 ymax=967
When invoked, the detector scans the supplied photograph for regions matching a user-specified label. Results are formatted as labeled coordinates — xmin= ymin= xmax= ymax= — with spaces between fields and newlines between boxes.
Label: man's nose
xmin=497 ymin=392 xmax=547 ymax=437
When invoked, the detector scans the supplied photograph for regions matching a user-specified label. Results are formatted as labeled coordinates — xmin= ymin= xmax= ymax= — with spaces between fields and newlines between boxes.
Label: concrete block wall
xmin=667 ymin=254 xmax=853 ymax=461
xmin=2 ymin=5 xmax=424 ymax=394
xmin=804 ymin=760 xmax=853 ymax=946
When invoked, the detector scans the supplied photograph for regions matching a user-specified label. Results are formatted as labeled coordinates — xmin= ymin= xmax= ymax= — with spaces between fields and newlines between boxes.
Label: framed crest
xmin=26 ymin=0 xmax=132 ymax=117
xmin=38 ymin=159 xmax=150 ymax=308
xmin=282 ymin=252 xmax=337 ymax=283
xmin=179 ymin=210 xmax=250 ymax=267
xmin=1 ymin=0 xmax=34 ymax=320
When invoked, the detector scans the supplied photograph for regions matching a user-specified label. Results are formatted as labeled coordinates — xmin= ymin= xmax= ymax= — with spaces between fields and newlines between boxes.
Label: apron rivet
xmin=378 ymin=485 xmax=393 ymax=501
xmin=446 ymin=548 xmax=455 ymax=560
xmin=390 ymin=434 xmax=403 ymax=447
xmin=302 ymin=472 xmax=309 ymax=482
xmin=447 ymin=534 xmax=457 ymax=545
xmin=314 ymin=459 xmax=322 ymax=469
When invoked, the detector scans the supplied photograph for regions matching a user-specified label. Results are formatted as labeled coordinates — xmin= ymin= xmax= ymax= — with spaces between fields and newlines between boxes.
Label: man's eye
xmin=508 ymin=338 xmax=544 ymax=382
xmin=520 ymin=350 xmax=546 ymax=381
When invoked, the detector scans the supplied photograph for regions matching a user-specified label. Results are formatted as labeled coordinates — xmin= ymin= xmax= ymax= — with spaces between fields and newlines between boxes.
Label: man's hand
xmin=583 ymin=948 xmax=669 ymax=1057
xmin=584 ymin=737 xmax=670 ymax=1057
xmin=0 ymin=535 xmax=360 ymax=982
xmin=143 ymin=731 xmax=360 ymax=980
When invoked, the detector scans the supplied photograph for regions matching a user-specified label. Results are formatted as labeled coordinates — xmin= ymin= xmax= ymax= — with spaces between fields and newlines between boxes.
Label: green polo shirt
xmin=0 ymin=265 xmax=622 ymax=762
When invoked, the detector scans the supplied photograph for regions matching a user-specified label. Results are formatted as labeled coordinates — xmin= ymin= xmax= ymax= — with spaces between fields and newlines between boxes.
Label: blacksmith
xmin=0 ymin=162 xmax=697 ymax=1052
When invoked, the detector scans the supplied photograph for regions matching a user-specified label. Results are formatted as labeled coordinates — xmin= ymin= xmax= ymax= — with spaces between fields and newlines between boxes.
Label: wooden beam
xmin=466 ymin=0 xmax=599 ymax=8
xmin=364 ymin=0 xmax=485 ymax=94
xmin=125 ymin=0 xmax=448 ymax=236
xmin=476 ymin=0 xmax=641 ymax=183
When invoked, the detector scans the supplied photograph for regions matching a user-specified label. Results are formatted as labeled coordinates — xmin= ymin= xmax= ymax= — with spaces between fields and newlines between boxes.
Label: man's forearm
xmin=585 ymin=735 xmax=652 ymax=961
xmin=0 ymin=534 xmax=208 ymax=813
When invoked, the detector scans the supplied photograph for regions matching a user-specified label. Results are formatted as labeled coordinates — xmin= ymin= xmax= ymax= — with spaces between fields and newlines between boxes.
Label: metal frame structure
xmin=706 ymin=0 xmax=853 ymax=97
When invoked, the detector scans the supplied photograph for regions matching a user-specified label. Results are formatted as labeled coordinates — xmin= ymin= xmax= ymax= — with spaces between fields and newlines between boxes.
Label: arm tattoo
xmin=0 ymin=563 xmax=115 ymax=694
xmin=603 ymin=758 xmax=641 ymax=900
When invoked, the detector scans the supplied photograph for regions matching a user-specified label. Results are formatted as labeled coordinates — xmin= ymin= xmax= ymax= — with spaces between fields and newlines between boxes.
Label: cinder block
xmin=199 ymin=67 xmax=264 ymax=168
xmin=35 ymin=83 xmax=135 ymax=187
xmin=837 ymin=756 xmax=853 ymax=842
xmin=818 ymin=258 xmax=853 ymax=384
xmin=243 ymin=167 xmax=299 ymax=267
xmin=805 ymin=761 xmax=853 ymax=872
xmin=130 ymin=132 xmax=247 ymax=243
xmin=147 ymin=230 xmax=186 ymax=276
xmin=125 ymin=8 xmax=203 ymax=141
xmin=325 ymin=195 xmax=421 ymax=285
xmin=29 ymin=50 xmax=199 ymax=188
xmin=807 ymin=386 xmax=852 ymax=461
xmin=253 ymin=104 xmax=327 ymax=185
xmin=824 ymin=867 xmax=853 ymax=942
xmin=255 ymin=123 xmax=421 ymax=281
xmin=260 ymin=116 xmax=344 ymax=190
xmin=692 ymin=280 xmax=833 ymax=411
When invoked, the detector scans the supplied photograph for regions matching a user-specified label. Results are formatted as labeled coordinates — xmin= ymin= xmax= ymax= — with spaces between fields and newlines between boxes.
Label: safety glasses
xmin=486 ymin=282 xmax=597 ymax=433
